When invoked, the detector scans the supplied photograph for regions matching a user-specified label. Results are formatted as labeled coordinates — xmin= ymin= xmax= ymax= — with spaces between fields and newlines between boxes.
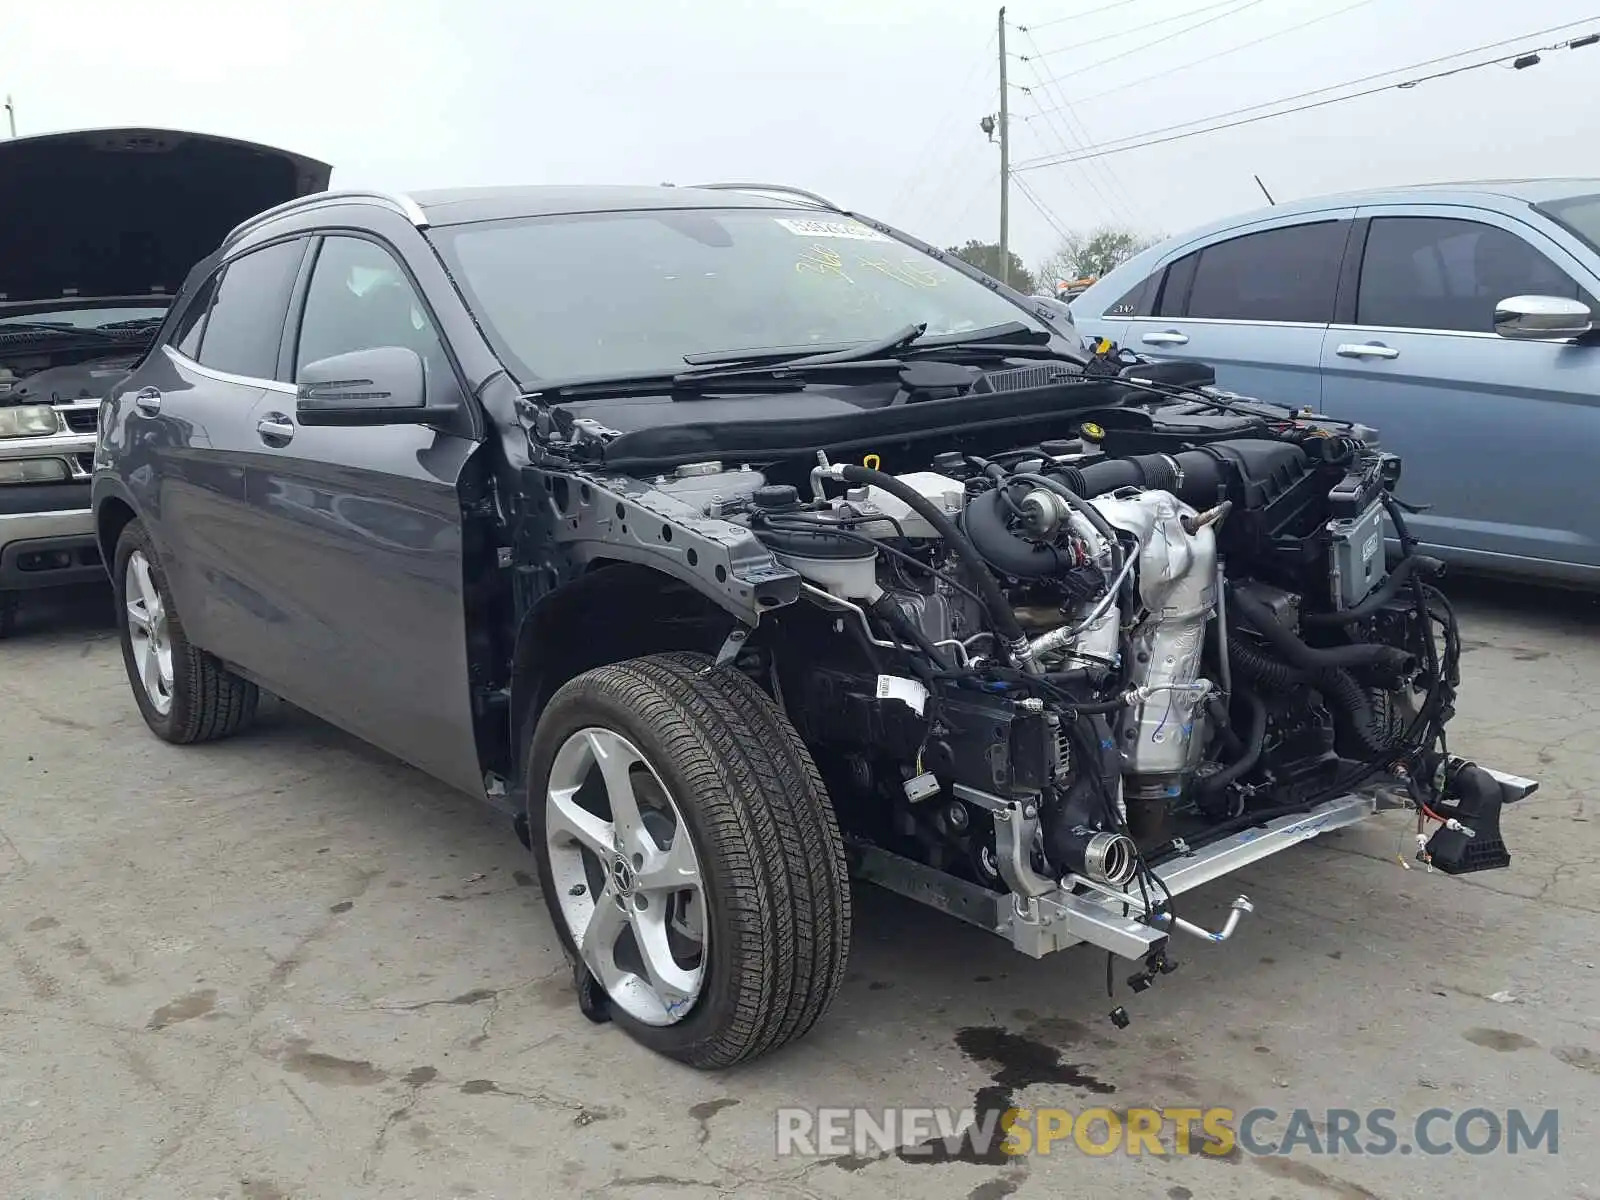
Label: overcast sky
xmin=5 ymin=0 xmax=1597 ymax=275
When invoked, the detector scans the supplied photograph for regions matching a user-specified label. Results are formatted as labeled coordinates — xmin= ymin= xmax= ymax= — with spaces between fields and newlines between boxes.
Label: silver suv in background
xmin=1072 ymin=180 xmax=1600 ymax=586
xmin=0 ymin=127 xmax=329 ymax=635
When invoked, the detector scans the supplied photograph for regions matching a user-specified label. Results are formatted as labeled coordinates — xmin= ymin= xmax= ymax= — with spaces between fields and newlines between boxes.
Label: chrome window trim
xmin=163 ymin=345 xmax=297 ymax=394
xmin=1123 ymin=315 xmax=1329 ymax=330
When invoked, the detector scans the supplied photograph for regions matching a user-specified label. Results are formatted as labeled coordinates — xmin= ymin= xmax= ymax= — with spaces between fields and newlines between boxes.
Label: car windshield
xmin=429 ymin=207 xmax=1048 ymax=383
xmin=1540 ymin=192 xmax=1600 ymax=256
xmin=0 ymin=304 xmax=168 ymax=329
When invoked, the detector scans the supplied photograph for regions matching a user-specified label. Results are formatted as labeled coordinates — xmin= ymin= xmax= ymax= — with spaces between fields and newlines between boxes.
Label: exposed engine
xmin=674 ymin=403 xmax=1496 ymax=930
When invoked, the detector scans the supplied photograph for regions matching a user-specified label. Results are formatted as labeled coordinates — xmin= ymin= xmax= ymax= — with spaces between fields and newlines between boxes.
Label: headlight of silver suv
xmin=0 ymin=404 xmax=60 ymax=438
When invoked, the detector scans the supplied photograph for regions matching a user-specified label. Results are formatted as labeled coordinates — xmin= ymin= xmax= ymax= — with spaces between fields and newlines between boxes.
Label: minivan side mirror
xmin=296 ymin=346 xmax=454 ymax=427
xmin=1493 ymin=295 xmax=1594 ymax=341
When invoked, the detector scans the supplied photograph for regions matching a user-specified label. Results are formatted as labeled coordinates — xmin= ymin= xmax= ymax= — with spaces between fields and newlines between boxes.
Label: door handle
xmin=256 ymin=414 xmax=295 ymax=444
xmin=1336 ymin=343 xmax=1400 ymax=360
xmin=1141 ymin=330 xmax=1190 ymax=346
xmin=133 ymin=387 xmax=163 ymax=415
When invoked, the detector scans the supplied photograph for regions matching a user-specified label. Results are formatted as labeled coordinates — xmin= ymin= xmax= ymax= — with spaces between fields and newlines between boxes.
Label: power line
xmin=1013 ymin=20 xmax=1600 ymax=173
xmin=1016 ymin=28 xmax=1142 ymax=224
xmin=1018 ymin=0 xmax=1251 ymax=62
xmin=1033 ymin=0 xmax=1380 ymax=113
xmin=1013 ymin=0 xmax=1147 ymax=33
xmin=1017 ymin=0 xmax=1265 ymax=92
xmin=1013 ymin=173 xmax=1073 ymax=244
xmin=886 ymin=29 xmax=998 ymax=222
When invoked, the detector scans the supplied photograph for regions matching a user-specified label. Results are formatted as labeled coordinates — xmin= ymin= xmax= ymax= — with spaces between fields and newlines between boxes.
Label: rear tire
xmin=0 ymin=592 xmax=17 ymax=639
xmin=527 ymin=651 xmax=850 ymax=1068
xmin=113 ymin=520 xmax=259 ymax=744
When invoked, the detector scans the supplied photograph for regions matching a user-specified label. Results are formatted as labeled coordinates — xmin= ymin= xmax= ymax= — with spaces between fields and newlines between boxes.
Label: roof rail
xmin=686 ymin=182 xmax=841 ymax=211
xmin=224 ymin=189 xmax=428 ymax=247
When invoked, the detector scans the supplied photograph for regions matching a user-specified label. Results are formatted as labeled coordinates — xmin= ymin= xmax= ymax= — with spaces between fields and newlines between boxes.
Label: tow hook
xmin=1152 ymin=894 xmax=1255 ymax=944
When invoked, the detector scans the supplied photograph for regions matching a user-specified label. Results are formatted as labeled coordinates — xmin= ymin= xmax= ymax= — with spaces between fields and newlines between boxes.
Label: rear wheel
xmin=113 ymin=520 xmax=259 ymax=743
xmin=0 ymin=592 xmax=17 ymax=639
xmin=527 ymin=651 xmax=850 ymax=1068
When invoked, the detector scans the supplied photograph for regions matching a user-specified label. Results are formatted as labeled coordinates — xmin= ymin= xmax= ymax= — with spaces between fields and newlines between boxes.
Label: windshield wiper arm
xmin=683 ymin=321 xmax=1052 ymax=370
xmin=526 ymin=321 xmax=1074 ymax=400
xmin=0 ymin=321 xmax=120 ymax=341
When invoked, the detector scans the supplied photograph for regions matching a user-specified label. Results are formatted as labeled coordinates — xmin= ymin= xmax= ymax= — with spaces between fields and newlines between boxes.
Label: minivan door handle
xmin=1141 ymin=330 xmax=1190 ymax=346
xmin=1336 ymin=342 xmax=1400 ymax=360
xmin=133 ymin=387 xmax=163 ymax=415
xmin=256 ymin=413 xmax=295 ymax=446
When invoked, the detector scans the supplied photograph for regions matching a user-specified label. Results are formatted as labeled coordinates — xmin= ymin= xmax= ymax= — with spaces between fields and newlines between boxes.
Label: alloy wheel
xmin=124 ymin=549 xmax=174 ymax=715
xmin=545 ymin=727 xmax=708 ymax=1026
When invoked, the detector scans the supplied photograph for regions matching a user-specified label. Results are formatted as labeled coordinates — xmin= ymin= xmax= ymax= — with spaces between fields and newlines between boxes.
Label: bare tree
xmin=1037 ymin=227 xmax=1163 ymax=290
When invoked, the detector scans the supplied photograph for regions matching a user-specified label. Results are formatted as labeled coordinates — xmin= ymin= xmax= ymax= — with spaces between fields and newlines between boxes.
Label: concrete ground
xmin=2 ymin=580 xmax=1596 ymax=1200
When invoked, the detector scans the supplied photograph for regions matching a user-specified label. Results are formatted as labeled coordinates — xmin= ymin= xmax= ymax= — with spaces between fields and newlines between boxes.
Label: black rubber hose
xmin=1008 ymin=472 xmax=1125 ymax=575
xmin=870 ymin=594 xmax=952 ymax=672
xmin=1225 ymin=583 xmax=1415 ymax=674
xmin=963 ymin=488 xmax=1068 ymax=579
xmin=837 ymin=464 xmax=1027 ymax=647
xmin=1196 ymin=689 xmax=1267 ymax=795
xmin=1226 ymin=628 xmax=1306 ymax=689
xmin=1301 ymin=553 xmax=1444 ymax=626
xmin=1203 ymin=693 xmax=1246 ymax=759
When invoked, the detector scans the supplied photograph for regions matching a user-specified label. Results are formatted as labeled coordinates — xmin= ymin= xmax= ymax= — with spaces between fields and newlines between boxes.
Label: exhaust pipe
xmin=1054 ymin=827 xmax=1140 ymax=887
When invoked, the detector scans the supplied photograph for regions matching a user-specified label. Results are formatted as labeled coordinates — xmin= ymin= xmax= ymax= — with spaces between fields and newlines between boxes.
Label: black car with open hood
xmin=0 ymin=127 xmax=329 ymax=635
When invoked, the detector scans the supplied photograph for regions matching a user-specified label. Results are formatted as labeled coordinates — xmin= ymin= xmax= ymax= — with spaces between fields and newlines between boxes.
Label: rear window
xmin=1183 ymin=221 xmax=1346 ymax=324
xmin=1540 ymin=192 xmax=1600 ymax=255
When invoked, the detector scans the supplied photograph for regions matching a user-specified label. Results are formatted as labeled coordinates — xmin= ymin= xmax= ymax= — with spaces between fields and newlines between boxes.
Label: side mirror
xmin=1493 ymin=295 xmax=1593 ymax=341
xmin=296 ymin=346 xmax=451 ymax=427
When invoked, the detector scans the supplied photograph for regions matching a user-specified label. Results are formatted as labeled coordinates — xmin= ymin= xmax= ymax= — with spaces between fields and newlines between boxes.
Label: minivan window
xmin=1105 ymin=273 xmax=1155 ymax=318
xmin=1539 ymin=192 xmax=1600 ymax=256
xmin=194 ymin=240 xmax=307 ymax=379
xmin=1357 ymin=217 xmax=1587 ymax=333
xmin=430 ymin=208 xmax=1051 ymax=382
xmin=1183 ymin=221 xmax=1346 ymax=324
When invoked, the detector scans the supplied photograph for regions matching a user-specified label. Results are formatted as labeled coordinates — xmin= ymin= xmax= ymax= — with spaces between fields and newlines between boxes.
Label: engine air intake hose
xmin=1225 ymin=583 xmax=1415 ymax=676
xmin=836 ymin=464 xmax=1026 ymax=648
xmin=964 ymin=487 xmax=1072 ymax=579
xmin=1052 ymin=440 xmax=1308 ymax=509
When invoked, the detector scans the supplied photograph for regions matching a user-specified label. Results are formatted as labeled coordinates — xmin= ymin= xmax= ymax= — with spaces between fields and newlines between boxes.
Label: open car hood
xmin=0 ymin=127 xmax=330 ymax=307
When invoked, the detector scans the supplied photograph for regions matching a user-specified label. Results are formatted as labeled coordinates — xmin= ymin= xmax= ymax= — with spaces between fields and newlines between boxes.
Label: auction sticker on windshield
xmin=775 ymin=218 xmax=892 ymax=242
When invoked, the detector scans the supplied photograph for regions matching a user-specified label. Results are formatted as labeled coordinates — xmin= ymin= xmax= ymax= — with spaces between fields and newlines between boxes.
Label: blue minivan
xmin=1072 ymin=181 xmax=1600 ymax=585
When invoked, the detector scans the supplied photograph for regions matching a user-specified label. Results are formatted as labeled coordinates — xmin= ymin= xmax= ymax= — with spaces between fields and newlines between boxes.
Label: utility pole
xmin=997 ymin=8 xmax=1010 ymax=286
xmin=4 ymin=96 xmax=15 ymax=139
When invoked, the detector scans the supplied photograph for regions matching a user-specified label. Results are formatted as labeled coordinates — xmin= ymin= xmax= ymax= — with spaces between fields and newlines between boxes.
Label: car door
xmin=122 ymin=237 xmax=311 ymax=652
xmin=1318 ymin=207 xmax=1600 ymax=575
xmin=1118 ymin=214 xmax=1355 ymax=410
xmin=236 ymin=231 xmax=486 ymax=795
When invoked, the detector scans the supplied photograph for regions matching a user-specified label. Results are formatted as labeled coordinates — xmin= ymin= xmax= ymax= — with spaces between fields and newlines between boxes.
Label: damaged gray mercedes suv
xmin=0 ymin=127 xmax=328 ymax=635
xmin=94 ymin=182 xmax=1535 ymax=1068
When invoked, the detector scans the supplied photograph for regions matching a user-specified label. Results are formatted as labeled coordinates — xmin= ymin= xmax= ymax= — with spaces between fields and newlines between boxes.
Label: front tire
xmin=113 ymin=520 xmax=259 ymax=743
xmin=527 ymin=652 xmax=850 ymax=1069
